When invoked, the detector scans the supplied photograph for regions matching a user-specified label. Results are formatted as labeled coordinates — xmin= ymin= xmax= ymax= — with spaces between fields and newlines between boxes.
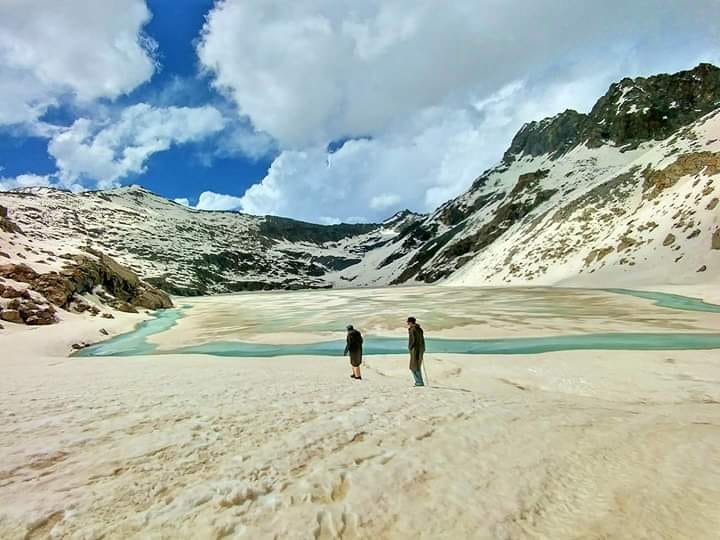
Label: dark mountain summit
xmin=504 ymin=63 xmax=720 ymax=163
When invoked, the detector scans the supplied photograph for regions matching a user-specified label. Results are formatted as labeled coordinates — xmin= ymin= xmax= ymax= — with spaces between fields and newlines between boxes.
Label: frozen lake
xmin=77 ymin=287 xmax=720 ymax=357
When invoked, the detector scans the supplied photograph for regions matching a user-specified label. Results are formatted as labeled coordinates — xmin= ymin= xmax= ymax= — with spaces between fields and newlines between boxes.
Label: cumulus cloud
xmin=0 ymin=173 xmax=52 ymax=191
xmin=48 ymin=104 xmax=225 ymax=189
xmin=174 ymin=198 xmax=191 ymax=207
xmin=195 ymin=191 xmax=245 ymax=211
xmin=215 ymin=123 xmax=277 ymax=161
xmin=235 ymin=70 xmax=651 ymax=222
xmin=196 ymin=0 xmax=720 ymax=222
xmin=0 ymin=0 xmax=157 ymax=127
xmin=198 ymin=0 xmax=720 ymax=149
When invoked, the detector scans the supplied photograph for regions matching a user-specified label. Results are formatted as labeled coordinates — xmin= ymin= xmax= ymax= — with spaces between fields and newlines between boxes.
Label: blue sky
xmin=1 ymin=0 xmax=276 ymax=204
xmin=1 ymin=1 xmax=719 ymax=222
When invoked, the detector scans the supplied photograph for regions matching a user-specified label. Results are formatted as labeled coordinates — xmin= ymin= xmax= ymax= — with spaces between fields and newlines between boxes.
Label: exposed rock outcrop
xmin=503 ymin=63 xmax=720 ymax=163
xmin=0 ymin=251 xmax=172 ymax=326
xmin=0 ymin=205 xmax=23 ymax=234
xmin=642 ymin=152 xmax=720 ymax=200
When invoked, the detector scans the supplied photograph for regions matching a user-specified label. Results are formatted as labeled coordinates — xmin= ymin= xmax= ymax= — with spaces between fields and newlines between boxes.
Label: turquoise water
xmin=76 ymin=290 xmax=720 ymax=358
xmin=81 ymin=308 xmax=183 ymax=356
xmin=606 ymin=289 xmax=720 ymax=313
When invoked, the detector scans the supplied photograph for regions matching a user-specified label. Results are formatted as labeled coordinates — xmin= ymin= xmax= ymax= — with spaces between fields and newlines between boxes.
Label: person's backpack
xmin=349 ymin=330 xmax=363 ymax=348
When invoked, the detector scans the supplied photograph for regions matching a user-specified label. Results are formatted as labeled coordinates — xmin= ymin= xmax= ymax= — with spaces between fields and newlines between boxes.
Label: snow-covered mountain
xmin=342 ymin=62 xmax=720 ymax=289
xmin=1 ymin=63 xmax=719 ymax=296
xmin=0 ymin=186 xmax=421 ymax=294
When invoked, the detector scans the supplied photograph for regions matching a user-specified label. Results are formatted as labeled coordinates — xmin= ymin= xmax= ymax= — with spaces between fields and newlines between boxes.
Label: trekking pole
xmin=422 ymin=357 xmax=430 ymax=387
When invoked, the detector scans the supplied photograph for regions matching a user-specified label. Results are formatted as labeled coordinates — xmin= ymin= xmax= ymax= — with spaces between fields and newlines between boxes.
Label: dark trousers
xmin=411 ymin=368 xmax=424 ymax=386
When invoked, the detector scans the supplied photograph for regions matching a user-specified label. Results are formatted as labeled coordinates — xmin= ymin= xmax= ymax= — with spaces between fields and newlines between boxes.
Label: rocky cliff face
xmin=504 ymin=63 xmax=720 ymax=162
xmin=1 ymin=64 xmax=718 ymax=295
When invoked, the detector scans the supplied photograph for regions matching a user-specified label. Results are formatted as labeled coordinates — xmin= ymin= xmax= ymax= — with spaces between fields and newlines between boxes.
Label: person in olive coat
xmin=407 ymin=316 xmax=426 ymax=386
xmin=344 ymin=325 xmax=364 ymax=380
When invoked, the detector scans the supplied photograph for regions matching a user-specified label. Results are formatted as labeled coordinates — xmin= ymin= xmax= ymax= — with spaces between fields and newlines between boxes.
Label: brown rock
xmin=713 ymin=228 xmax=720 ymax=250
xmin=0 ymin=284 xmax=23 ymax=298
xmin=67 ymin=252 xmax=173 ymax=310
xmin=101 ymin=313 xmax=115 ymax=319
xmin=0 ymin=309 xmax=23 ymax=324
xmin=25 ymin=309 xmax=57 ymax=325
xmin=0 ymin=263 xmax=39 ymax=284
xmin=115 ymin=302 xmax=138 ymax=314
xmin=70 ymin=302 xmax=89 ymax=313
xmin=697 ymin=265 xmax=707 ymax=272
xmin=1 ymin=251 xmax=172 ymax=315
xmin=616 ymin=236 xmax=639 ymax=252
xmin=662 ymin=234 xmax=676 ymax=246
xmin=642 ymin=152 xmax=720 ymax=200
xmin=32 ymin=272 xmax=74 ymax=306
xmin=707 ymin=198 xmax=719 ymax=210
xmin=0 ymin=206 xmax=23 ymax=234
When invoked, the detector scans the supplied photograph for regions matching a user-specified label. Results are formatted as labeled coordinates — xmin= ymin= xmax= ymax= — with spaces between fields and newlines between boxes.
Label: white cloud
xmin=198 ymin=0 xmax=720 ymax=150
xmin=238 ymin=108 xmax=489 ymax=222
xmin=48 ymin=104 xmax=225 ymax=189
xmin=369 ymin=193 xmax=401 ymax=210
xmin=0 ymin=0 xmax=156 ymax=126
xmin=195 ymin=191 xmax=245 ymax=211
xmin=174 ymin=198 xmax=191 ymax=207
xmin=236 ymin=72 xmax=643 ymax=222
xmin=216 ymin=123 xmax=277 ymax=161
xmin=0 ymin=173 xmax=52 ymax=191
xmin=197 ymin=0 xmax=720 ymax=222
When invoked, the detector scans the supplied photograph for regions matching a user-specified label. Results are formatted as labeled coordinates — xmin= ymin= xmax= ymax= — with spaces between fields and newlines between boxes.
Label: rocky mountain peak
xmin=503 ymin=63 xmax=720 ymax=163
xmin=382 ymin=209 xmax=424 ymax=232
xmin=503 ymin=109 xmax=586 ymax=163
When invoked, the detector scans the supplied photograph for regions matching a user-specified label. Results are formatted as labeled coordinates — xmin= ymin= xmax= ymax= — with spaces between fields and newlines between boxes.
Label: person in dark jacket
xmin=407 ymin=316 xmax=426 ymax=386
xmin=344 ymin=325 xmax=364 ymax=380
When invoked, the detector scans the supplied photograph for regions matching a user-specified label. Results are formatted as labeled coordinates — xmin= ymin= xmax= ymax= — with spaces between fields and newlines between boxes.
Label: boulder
xmin=25 ymin=308 xmax=57 ymax=325
xmin=0 ymin=309 xmax=23 ymax=324
xmin=32 ymin=272 xmax=74 ymax=306
xmin=0 ymin=205 xmax=23 ymax=234
xmin=115 ymin=302 xmax=138 ymax=314
xmin=0 ymin=263 xmax=39 ymax=284
xmin=3 ymin=297 xmax=58 ymax=325
xmin=0 ymin=284 xmax=24 ymax=299
xmin=713 ymin=228 xmax=720 ymax=250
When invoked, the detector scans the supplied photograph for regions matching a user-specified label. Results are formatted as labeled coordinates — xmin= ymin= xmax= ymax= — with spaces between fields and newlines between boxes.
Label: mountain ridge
xmin=1 ymin=63 xmax=719 ymax=300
